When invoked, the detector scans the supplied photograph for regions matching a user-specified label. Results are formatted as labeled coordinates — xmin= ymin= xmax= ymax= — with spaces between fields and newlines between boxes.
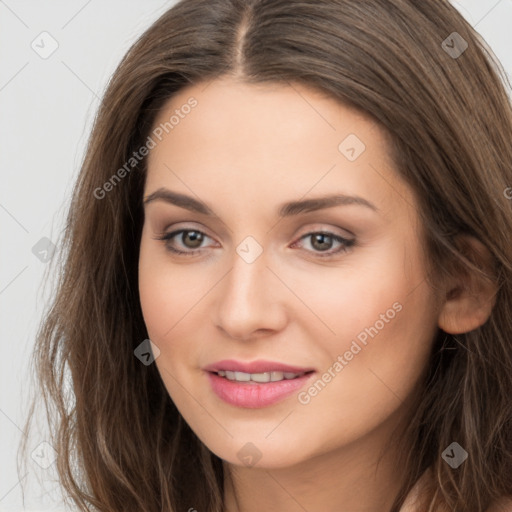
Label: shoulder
xmin=398 ymin=469 xmax=432 ymax=512
xmin=400 ymin=470 xmax=512 ymax=512
xmin=486 ymin=497 xmax=512 ymax=512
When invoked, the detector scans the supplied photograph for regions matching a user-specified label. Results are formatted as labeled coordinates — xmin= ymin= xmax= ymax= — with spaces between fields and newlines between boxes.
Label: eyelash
xmin=154 ymin=228 xmax=355 ymax=259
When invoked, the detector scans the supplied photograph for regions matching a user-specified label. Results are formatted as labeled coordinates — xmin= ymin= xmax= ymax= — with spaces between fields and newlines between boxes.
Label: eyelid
xmin=153 ymin=227 xmax=217 ymax=254
xmin=154 ymin=223 xmax=356 ymax=258
xmin=291 ymin=231 xmax=355 ymax=258
xmin=294 ymin=223 xmax=355 ymax=239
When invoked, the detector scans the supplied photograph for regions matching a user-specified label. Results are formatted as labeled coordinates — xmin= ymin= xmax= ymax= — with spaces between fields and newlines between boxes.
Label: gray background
xmin=1 ymin=1 xmax=511 ymax=510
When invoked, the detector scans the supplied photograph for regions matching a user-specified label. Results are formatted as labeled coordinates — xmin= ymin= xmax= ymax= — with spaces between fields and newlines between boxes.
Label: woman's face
xmin=138 ymin=76 xmax=442 ymax=468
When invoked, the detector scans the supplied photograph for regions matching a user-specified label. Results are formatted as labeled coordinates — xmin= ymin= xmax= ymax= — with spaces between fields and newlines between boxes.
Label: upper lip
xmin=203 ymin=359 xmax=315 ymax=374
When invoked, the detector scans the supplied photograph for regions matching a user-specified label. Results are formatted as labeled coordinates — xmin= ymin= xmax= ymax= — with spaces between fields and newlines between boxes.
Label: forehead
xmin=144 ymin=77 xmax=416 ymax=223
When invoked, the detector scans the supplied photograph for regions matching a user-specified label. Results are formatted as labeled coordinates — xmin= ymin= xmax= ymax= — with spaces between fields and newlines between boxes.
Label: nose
xmin=213 ymin=242 xmax=288 ymax=341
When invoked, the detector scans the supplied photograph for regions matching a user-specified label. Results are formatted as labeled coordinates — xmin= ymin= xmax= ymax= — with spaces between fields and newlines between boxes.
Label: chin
xmin=203 ymin=434 xmax=317 ymax=470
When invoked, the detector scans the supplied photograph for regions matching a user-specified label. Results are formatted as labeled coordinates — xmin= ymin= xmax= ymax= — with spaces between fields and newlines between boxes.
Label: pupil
xmin=312 ymin=233 xmax=331 ymax=251
xmin=184 ymin=231 xmax=203 ymax=248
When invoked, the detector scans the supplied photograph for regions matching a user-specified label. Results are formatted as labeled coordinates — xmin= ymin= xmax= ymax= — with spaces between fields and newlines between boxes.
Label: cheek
xmin=138 ymin=242 xmax=200 ymax=403
xmin=300 ymin=238 xmax=437 ymax=422
xmin=276 ymin=234 xmax=426 ymax=349
xmin=297 ymin=285 xmax=436 ymax=446
xmin=138 ymin=232 xmax=204 ymax=342
xmin=138 ymin=243 xmax=172 ymax=342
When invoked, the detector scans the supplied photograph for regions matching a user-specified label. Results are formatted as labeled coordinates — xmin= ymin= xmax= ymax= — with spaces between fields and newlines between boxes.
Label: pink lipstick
xmin=203 ymin=359 xmax=316 ymax=408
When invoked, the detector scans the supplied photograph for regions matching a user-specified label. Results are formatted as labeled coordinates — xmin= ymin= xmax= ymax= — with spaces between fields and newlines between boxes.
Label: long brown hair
xmin=19 ymin=1 xmax=512 ymax=510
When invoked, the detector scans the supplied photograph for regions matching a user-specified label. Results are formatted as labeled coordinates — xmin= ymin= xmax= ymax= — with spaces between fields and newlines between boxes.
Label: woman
xmin=19 ymin=0 xmax=512 ymax=510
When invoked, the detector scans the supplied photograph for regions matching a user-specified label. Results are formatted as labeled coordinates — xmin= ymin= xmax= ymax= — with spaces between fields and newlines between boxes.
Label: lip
xmin=203 ymin=359 xmax=316 ymax=409
xmin=202 ymin=359 xmax=315 ymax=374
xmin=206 ymin=371 xmax=316 ymax=408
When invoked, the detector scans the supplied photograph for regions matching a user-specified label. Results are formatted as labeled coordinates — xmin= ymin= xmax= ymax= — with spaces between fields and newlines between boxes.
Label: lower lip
xmin=206 ymin=371 xmax=315 ymax=408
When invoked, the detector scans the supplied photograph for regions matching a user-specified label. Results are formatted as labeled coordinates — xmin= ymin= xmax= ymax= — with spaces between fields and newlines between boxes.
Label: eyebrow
xmin=143 ymin=187 xmax=379 ymax=217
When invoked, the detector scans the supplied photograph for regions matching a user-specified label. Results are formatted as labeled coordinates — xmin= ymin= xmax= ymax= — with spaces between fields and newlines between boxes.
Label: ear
xmin=437 ymin=236 xmax=498 ymax=334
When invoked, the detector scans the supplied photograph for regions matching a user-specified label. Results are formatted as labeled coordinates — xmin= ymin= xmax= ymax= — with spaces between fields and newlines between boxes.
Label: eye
xmin=292 ymin=231 xmax=355 ymax=258
xmin=154 ymin=229 xmax=214 ymax=256
xmin=154 ymin=228 xmax=355 ymax=259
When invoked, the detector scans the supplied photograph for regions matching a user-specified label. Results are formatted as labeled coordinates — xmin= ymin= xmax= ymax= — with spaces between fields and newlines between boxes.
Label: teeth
xmin=218 ymin=370 xmax=304 ymax=382
xmin=251 ymin=372 xmax=271 ymax=383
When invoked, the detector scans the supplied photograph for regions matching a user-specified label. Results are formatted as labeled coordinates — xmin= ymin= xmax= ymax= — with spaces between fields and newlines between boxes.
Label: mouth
xmin=203 ymin=359 xmax=315 ymax=375
xmin=203 ymin=360 xmax=317 ymax=408
xmin=211 ymin=369 xmax=314 ymax=383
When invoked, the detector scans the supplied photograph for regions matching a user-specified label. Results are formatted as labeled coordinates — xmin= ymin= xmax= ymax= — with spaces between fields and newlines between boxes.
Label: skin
xmin=138 ymin=76 xmax=496 ymax=511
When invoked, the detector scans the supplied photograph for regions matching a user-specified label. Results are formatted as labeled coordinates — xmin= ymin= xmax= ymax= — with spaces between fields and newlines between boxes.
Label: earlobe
xmin=437 ymin=236 xmax=498 ymax=335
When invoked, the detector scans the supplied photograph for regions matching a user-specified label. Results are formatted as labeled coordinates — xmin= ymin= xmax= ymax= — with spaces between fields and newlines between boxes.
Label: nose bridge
xmin=214 ymin=235 xmax=285 ymax=338
xmin=224 ymin=236 xmax=270 ymax=306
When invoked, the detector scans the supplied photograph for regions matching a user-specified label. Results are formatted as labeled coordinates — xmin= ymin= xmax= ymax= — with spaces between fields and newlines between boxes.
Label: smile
xmin=216 ymin=370 xmax=308 ymax=382
xmin=206 ymin=370 xmax=316 ymax=408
